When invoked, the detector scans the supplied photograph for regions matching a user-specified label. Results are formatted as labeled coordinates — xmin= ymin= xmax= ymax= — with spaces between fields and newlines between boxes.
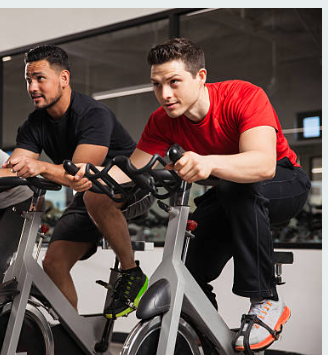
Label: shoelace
xmin=110 ymin=267 xmax=139 ymax=305
xmin=249 ymin=301 xmax=272 ymax=328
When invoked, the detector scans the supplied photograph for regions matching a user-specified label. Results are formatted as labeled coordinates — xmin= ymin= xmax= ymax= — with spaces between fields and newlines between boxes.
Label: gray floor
xmin=110 ymin=343 xmax=123 ymax=355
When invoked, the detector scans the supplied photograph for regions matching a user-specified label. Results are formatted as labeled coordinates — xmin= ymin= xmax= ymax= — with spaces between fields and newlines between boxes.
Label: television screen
xmin=297 ymin=110 xmax=322 ymax=140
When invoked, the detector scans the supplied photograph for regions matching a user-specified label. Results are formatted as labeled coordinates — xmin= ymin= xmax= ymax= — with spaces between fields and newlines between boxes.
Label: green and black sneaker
xmin=104 ymin=262 xmax=148 ymax=319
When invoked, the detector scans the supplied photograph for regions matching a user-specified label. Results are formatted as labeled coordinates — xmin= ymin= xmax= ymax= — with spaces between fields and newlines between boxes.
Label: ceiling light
xmin=311 ymin=167 xmax=322 ymax=174
xmin=2 ymin=56 xmax=12 ymax=62
xmin=93 ymin=84 xmax=153 ymax=101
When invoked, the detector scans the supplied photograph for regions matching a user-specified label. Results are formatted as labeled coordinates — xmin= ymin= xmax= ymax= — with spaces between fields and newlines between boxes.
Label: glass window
xmin=2 ymin=55 xmax=31 ymax=148
xmin=1 ymin=19 xmax=170 ymax=245
xmin=2 ymin=18 xmax=169 ymax=149
xmin=181 ymin=8 xmax=322 ymax=248
xmin=180 ymin=9 xmax=322 ymax=145
xmin=61 ymin=20 xmax=168 ymax=97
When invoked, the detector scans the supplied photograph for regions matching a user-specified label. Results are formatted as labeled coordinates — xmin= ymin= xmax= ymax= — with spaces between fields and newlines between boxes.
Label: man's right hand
xmin=64 ymin=163 xmax=92 ymax=192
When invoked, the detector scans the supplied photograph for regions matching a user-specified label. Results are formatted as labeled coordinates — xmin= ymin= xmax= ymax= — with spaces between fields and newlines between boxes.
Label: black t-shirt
xmin=16 ymin=91 xmax=136 ymax=165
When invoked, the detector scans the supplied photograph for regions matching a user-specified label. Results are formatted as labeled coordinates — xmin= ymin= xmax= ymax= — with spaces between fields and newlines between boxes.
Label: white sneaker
xmin=234 ymin=299 xmax=291 ymax=351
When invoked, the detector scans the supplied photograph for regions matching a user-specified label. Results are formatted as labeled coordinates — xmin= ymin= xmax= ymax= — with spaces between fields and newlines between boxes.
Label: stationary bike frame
xmin=14 ymin=145 xmax=287 ymax=355
xmin=63 ymin=145 xmax=260 ymax=355
xmin=123 ymin=179 xmax=242 ymax=355
xmin=117 ymin=146 xmax=267 ymax=355
xmin=0 ymin=177 xmax=117 ymax=355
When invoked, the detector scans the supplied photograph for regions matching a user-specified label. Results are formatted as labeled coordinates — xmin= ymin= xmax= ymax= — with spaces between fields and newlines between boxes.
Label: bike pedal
xmin=96 ymin=280 xmax=112 ymax=290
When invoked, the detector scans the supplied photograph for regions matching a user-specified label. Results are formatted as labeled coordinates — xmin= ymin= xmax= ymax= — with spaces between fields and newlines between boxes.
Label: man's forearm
xmin=40 ymin=162 xmax=69 ymax=186
xmin=208 ymin=151 xmax=276 ymax=183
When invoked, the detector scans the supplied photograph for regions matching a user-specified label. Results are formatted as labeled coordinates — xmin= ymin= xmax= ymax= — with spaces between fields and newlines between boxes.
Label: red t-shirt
xmin=137 ymin=80 xmax=298 ymax=166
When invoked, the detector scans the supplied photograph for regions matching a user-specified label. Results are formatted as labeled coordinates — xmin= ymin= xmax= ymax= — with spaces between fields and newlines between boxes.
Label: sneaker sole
xmin=105 ymin=276 xmax=149 ymax=319
xmin=235 ymin=305 xmax=291 ymax=351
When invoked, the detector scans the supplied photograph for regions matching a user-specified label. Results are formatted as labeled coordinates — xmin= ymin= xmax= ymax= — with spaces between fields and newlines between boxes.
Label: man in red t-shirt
xmin=70 ymin=38 xmax=310 ymax=351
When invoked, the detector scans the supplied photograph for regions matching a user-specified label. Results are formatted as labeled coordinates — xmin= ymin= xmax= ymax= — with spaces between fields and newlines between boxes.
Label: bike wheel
xmin=121 ymin=315 xmax=204 ymax=355
xmin=0 ymin=301 xmax=54 ymax=354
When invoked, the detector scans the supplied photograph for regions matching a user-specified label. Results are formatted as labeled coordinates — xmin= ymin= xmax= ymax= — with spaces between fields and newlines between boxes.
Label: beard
xmin=39 ymin=94 xmax=62 ymax=110
xmin=33 ymin=85 xmax=63 ymax=110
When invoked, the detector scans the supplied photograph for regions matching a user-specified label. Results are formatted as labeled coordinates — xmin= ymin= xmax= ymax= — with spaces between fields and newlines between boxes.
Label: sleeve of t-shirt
xmin=16 ymin=118 xmax=43 ymax=154
xmin=77 ymin=107 xmax=115 ymax=147
xmin=137 ymin=112 xmax=173 ymax=157
xmin=236 ymin=84 xmax=279 ymax=134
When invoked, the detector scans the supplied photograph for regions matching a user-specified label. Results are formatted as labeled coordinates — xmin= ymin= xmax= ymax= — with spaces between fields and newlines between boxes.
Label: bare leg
xmin=42 ymin=240 xmax=93 ymax=309
xmin=83 ymin=191 xmax=136 ymax=270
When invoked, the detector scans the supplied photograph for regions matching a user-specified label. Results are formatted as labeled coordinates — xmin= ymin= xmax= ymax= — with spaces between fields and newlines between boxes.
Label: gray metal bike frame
xmin=132 ymin=183 xmax=264 ymax=355
xmin=1 ymin=193 xmax=113 ymax=355
xmin=146 ymin=204 xmax=237 ymax=355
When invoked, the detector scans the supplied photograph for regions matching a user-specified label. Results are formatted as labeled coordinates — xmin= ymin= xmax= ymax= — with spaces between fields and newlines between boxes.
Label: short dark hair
xmin=147 ymin=38 xmax=205 ymax=77
xmin=24 ymin=45 xmax=70 ymax=72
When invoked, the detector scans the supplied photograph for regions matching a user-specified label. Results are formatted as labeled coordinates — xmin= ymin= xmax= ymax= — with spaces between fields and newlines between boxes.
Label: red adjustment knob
xmin=40 ymin=224 xmax=50 ymax=234
xmin=187 ymin=220 xmax=198 ymax=231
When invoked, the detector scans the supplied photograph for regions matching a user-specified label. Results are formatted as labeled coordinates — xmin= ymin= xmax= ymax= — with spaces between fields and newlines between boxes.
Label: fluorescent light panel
xmin=186 ymin=8 xmax=219 ymax=17
xmin=2 ymin=56 xmax=12 ymax=62
xmin=93 ymin=84 xmax=153 ymax=101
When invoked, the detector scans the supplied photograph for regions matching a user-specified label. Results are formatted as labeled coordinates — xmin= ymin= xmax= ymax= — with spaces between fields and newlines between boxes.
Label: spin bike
xmin=62 ymin=145 xmax=293 ymax=355
xmin=0 ymin=174 xmax=152 ymax=355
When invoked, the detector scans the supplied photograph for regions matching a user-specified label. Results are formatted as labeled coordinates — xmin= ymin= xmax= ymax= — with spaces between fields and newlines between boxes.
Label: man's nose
xmin=28 ymin=80 xmax=38 ymax=92
xmin=162 ymin=85 xmax=173 ymax=100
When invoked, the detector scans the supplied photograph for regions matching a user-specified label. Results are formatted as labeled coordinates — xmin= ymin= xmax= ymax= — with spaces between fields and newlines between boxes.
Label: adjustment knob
xmin=187 ymin=220 xmax=198 ymax=231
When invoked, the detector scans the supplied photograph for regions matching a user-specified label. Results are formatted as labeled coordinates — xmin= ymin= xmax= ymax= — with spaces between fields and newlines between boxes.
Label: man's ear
xmin=60 ymin=70 xmax=70 ymax=88
xmin=197 ymin=68 xmax=207 ymax=86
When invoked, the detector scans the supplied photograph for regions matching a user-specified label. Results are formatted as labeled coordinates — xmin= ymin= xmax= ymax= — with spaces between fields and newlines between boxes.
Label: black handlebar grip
xmin=168 ymin=144 xmax=185 ymax=164
xmin=63 ymin=160 xmax=110 ymax=195
xmin=63 ymin=160 xmax=80 ymax=176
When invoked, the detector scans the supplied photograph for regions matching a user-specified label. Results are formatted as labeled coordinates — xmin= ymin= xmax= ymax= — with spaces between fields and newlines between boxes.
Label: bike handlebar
xmin=63 ymin=145 xmax=220 ymax=202
xmin=168 ymin=144 xmax=185 ymax=163
xmin=63 ymin=146 xmax=183 ymax=202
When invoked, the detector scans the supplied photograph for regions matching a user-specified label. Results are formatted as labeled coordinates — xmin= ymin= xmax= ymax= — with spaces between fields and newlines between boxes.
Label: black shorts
xmin=50 ymin=190 xmax=154 ymax=260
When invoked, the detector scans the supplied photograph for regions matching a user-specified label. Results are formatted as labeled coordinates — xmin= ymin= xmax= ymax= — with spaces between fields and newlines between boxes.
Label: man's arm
xmin=0 ymin=169 xmax=16 ymax=177
xmin=169 ymin=126 xmax=277 ymax=184
xmin=5 ymin=145 xmax=108 ymax=187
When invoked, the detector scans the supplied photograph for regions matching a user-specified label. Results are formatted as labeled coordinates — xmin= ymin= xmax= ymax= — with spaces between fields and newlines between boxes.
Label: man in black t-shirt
xmin=2 ymin=45 xmax=152 ymax=318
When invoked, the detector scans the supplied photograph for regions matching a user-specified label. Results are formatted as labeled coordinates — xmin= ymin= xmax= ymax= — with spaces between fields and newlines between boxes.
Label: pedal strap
xmin=232 ymin=314 xmax=280 ymax=355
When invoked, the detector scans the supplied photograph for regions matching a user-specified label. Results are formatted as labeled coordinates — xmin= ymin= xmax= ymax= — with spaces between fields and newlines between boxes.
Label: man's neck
xmin=184 ymin=85 xmax=210 ymax=123
xmin=47 ymin=87 xmax=72 ymax=120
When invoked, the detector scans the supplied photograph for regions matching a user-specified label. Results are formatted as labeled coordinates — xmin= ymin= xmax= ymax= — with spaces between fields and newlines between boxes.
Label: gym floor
xmin=110 ymin=343 xmax=123 ymax=354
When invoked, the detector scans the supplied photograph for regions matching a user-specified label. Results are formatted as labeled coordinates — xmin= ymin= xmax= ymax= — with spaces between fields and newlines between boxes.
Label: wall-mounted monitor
xmin=297 ymin=110 xmax=322 ymax=140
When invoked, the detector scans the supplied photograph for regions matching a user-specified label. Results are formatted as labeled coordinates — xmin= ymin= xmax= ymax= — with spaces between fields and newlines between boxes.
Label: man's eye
xmin=152 ymin=83 xmax=159 ymax=88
